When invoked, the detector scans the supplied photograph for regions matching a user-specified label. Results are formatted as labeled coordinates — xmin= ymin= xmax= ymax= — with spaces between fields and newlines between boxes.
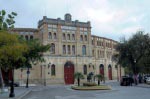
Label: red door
xmin=99 ymin=64 xmax=104 ymax=76
xmin=64 ymin=62 xmax=74 ymax=84
xmin=1 ymin=68 xmax=13 ymax=85
xmin=108 ymin=65 xmax=112 ymax=80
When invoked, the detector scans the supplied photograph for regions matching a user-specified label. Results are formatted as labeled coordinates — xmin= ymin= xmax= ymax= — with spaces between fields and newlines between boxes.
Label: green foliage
xmin=95 ymin=74 xmax=103 ymax=85
xmin=87 ymin=72 xmax=94 ymax=82
xmin=0 ymin=10 xmax=17 ymax=30
xmin=95 ymin=74 xmax=103 ymax=80
xmin=74 ymin=72 xmax=84 ymax=86
xmin=74 ymin=72 xmax=84 ymax=79
xmin=23 ymin=39 xmax=50 ymax=68
xmin=0 ymin=30 xmax=28 ymax=69
xmin=0 ymin=29 xmax=50 ymax=70
xmin=114 ymin=31 xmax=150 ymax=74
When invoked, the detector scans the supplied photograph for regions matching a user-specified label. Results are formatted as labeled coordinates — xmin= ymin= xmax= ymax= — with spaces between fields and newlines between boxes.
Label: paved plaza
xmin=0 ymin=81 xmax=150 ymax=99
xmin=22 ymin=82 xmax=150 ymax=99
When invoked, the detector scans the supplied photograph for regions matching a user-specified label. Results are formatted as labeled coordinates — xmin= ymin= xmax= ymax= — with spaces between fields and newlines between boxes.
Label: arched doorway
xmin=108 ymin=65 xmax=112 ymax=80
xmin=1 ymin=68 xmax=13 ymax=86
xmin=64 ymin=61 xmax=74 ymax=84
xmin=99 ymin=64 xmax=104 ymax=76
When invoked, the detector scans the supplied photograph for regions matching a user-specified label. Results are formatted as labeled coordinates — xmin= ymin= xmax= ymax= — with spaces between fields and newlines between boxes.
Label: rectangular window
xmin=72 ymin=46 xmax=75 ymax=55
xmin=72 ymin=34 xmax=75 ymax=40
xmin=63 ymin=45 xmax=66 ymax=54
xmin=68 ymin=45 xmax=71 ymax=54
xmin=63 ymin=33 xmax=66 ymax=40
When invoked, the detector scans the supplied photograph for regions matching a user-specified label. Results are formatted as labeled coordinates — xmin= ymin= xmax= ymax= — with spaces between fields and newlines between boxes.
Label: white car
xmin=146 ymin=77 xmax=150 ymax=84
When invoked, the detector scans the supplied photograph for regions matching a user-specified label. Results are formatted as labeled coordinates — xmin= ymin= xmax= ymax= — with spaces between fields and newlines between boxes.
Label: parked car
xmin=120 ymin=76 xmax=133 ymax=86
xmin=144 ymin=75 xmax=150 ymax=83
xmin=146 ymin=77 xmax=150 ymax=84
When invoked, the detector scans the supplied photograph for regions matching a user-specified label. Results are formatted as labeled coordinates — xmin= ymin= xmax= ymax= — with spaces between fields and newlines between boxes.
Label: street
xmin=21 ymin=82 xmax=150 ymax=99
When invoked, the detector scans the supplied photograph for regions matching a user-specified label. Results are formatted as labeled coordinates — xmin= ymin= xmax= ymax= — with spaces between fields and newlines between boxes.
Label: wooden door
xmin=64 ymin=62 xmax=74 ymax=84
xmin=108 ymin=65 xmax=112 ymax=80
xmin=99 ymin=64 xmax=104 ymax=76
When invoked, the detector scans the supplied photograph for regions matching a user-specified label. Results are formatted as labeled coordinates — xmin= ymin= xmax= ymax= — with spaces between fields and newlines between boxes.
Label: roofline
xmin=10 ymin=28 xmax=38 ymax=32
xmin=91 ymin=35 xmax=118 ymax=43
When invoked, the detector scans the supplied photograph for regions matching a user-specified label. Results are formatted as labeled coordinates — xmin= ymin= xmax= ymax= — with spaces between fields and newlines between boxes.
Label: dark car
xmin=120 ymin=76 xmax=133 ymax=86
xmin=4 ymin=81 xmax=19 ymax=87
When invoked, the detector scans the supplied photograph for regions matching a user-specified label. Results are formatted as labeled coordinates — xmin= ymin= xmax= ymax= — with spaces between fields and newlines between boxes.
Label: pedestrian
xmin=129 ymin=77 xmax=133 ymax=86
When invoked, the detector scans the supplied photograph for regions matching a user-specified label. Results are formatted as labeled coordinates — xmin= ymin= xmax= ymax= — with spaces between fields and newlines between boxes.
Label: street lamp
xmin=26 ymin=67 xmax=30 ymax=88
xmin=9 ymin=68 xmax=15 ymax=97
xmin=44 ymin=65 xmax=46 ymax=86
xmin=134 ymin=59 xmax=136 ymax=74
xmin=134 ymin=59 xmax=138 ymax=85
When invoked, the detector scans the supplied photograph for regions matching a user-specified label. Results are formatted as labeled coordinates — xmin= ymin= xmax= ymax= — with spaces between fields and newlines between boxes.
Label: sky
xmin=0 ymin=0 xmax=150 ymax=41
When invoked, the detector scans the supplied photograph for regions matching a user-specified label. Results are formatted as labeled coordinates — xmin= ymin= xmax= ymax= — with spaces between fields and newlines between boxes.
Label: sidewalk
xmin=0 ymin=86 xmax=33 ymax=99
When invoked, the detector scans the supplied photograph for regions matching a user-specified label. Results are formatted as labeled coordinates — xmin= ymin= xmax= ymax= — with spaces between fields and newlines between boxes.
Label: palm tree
xmin=74 ymin=72 xmax=84 ymax=86
xmin=95 ymin=74 xmax=103 ymax=86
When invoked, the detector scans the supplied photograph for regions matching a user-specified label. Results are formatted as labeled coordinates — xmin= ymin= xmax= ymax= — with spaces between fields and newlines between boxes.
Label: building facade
xmin=12 ymin=14 xmax=124 ymax=85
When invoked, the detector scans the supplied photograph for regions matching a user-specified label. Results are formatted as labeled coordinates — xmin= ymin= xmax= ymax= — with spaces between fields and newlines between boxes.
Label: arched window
xmin=72 ymin=45 xmax=75 ymax=55
xmin=25 ymin=35 xmax=28 ymax=40
xmin=97 ymin=50 xmax=100 ymax=58
xmin=72 ymin=34 xmax=75 ymax=40
xmin=48 ymin=32 xmax=52 ymax=39
xmin=82 ymin=45 xmax=86 ymax=55
xmin=83 ymin=65 xmax=87 ymax=75
xmin=63 ymin=45 xmax=66 ymax=54
xmin=80 ymin=35 xmax=83 ymax=41
xmin=63 ymin=33 xmax=66 ymax=40
xmin=67 ymin=45 xmax=71 ymax=54
xmin=50 ymin=43 xmax=55 ymax=54
xmin=51 ymin=64 xmax=55 ymax=76
xmin=30 ymin=35 xmax=33 ymax=39
xmin=85 ymin=35 xmax=87 ymax=41
xmin=67 ymin=34 xmax=70 ymax=40
xmin=54 ymin=33 xmax=57 ymax=39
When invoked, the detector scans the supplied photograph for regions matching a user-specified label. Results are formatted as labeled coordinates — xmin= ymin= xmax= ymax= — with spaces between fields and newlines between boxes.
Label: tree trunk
xmin=0 ymin=68 xmax=4 ymax=90
xmin=26 ymin=68 xmax=30 ymax=88
xmin=98 ymin=80 xmax=100 ymax=86
xmin=132 ymin=62 xmax=138 ymax=85
xmin=78 ymin=78 xmax=80 ymax=86
xmin=9 ymin=68 xmax=15 ymax=97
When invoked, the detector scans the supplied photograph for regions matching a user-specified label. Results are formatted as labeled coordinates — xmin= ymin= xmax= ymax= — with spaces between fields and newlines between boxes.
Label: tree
xmin=0 ymin=30 xmax=28 ymax=97
xmin=114 ymin=31 xmax=150 ymax=84
xmin=87 ymin=72 xmax=94 ymax=82
xmin=0 ymin=10 xmax=17 ymax=30
xmin=22 ymin=39 xmax=50 ymax=88
xmin=74 ymin=72 xmax=84 ymax=86
xmin=95 ymin=74 xmax=103 ymax=86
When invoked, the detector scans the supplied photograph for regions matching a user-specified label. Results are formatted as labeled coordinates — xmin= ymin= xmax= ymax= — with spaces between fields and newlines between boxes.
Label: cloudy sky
xmin=0 ymin=0 xmax=150 ymax=41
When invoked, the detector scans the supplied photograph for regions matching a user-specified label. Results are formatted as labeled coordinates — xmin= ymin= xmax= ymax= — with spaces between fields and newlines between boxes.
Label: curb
xmin=136 ymin=85 xmax=150 ymax=88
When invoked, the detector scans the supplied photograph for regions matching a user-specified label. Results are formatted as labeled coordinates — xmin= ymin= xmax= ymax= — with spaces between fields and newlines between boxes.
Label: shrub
xmin=83 ymin=82 xmax=97 ymax=86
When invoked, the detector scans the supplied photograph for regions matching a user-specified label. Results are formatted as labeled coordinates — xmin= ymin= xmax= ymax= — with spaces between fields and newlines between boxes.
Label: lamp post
xmin=134 ymin=59 xmax=138 ymax=85
xmin=0 ymin=68 xmax=4 ymax=93
xmin=20 ymin=69 xmax=23 ymax=85
xmin=44 ymin=65 xmax=46 ymax=86
xmin=134 ymin=59 xmax=136 ymax=73
xmin=115 ymin=65 xmax=119 ymax=81
xmin=9 ymin=68 xmax=15 ymax=97
xmin=26 ymin=67 xmax=30 ymax=88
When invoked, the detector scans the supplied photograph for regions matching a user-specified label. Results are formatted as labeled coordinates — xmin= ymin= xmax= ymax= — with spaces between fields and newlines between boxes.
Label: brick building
xmin=12 ymin=14 xmax=124 ymax=85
